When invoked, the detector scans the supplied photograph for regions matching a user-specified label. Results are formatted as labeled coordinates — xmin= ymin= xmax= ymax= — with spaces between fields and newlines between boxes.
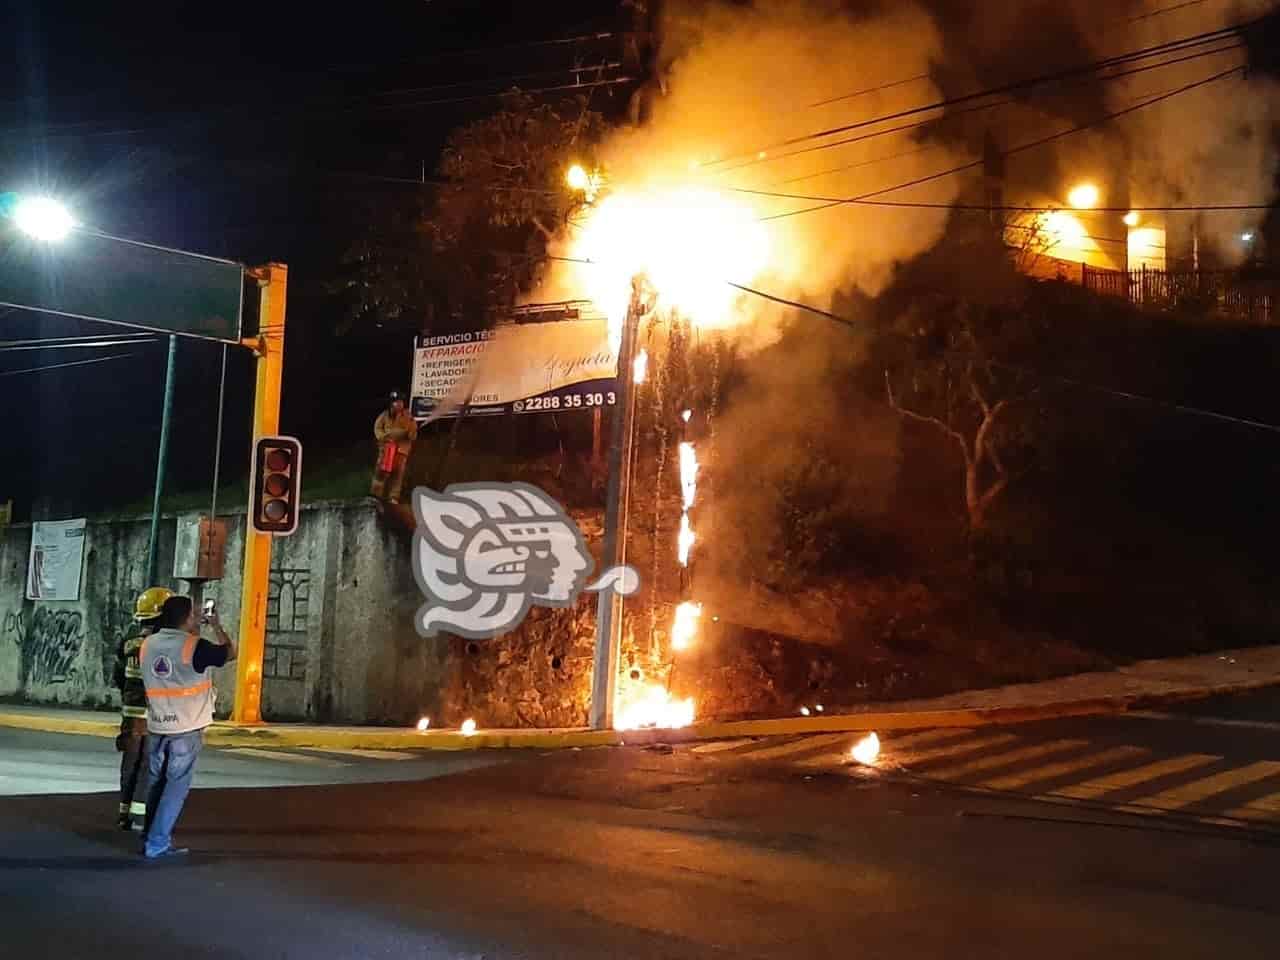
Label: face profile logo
xmin=411 ymin=481 xmax=640 ymax=640
xmin=150 ymin=655 xmax=174 ymax=679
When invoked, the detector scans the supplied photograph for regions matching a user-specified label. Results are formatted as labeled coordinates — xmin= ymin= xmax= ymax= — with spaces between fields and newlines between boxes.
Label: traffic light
xmin=250 ymin=436 xmax=302 ymax=536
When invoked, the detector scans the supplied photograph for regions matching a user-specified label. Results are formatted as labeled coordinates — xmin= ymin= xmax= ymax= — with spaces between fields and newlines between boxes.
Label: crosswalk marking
xmin=222 ymin=748 xmax=349 ymax=767
xmin=741 ymin=733 xmax=850 ymax=761
xmin=302 ymin=748 xmax=419 ymax=761
xmin=1224 ymin=790 xmax=1280 ymax=822
xmin=983 ymin=745 xmax=1150 ymax=791
xmin=920 ymin=739 xmax=1090 ymax=781
xmin=687 ymin=727 xmax=1280 ymax=831
xmin=1052 ymin=753 xmax=1220 ymax=801
xmin=895 ymin=733 xmax=1021 ymax=764
xmin=1124 ymin=760 xmax=1280 ymax=813
xmin=879 ymin=728 xmax=981 ymax=751
xmin=1129 ymin=711 xmax=1280 ymax=734
xmin=692 ymin=738 xmax=763 ymax=755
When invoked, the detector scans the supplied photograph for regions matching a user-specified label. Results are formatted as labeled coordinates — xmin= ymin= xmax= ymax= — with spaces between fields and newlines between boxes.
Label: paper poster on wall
xmin=26 ymin=519 xmax=87 ymax=601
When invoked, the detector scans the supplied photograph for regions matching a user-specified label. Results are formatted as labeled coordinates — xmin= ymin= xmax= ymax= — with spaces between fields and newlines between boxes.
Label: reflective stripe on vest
xmin=141 ymin=628 xmax=215 ymax=735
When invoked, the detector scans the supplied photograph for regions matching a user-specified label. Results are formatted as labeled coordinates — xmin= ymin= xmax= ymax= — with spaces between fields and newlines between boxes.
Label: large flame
xmin=671 ymin=601 xmax=702 ymax=652
xmin=677 ymin=513 xmax=696 ymax=567
xmin=565 ymin=184 xmax=771 ymax=345
xmin=851 ymin=732 xmax=880 ymax=766
xmin=679 ymin=441 xmax=699 ymax=510
xmin=615 ymin=682 xmax=696 ymax=731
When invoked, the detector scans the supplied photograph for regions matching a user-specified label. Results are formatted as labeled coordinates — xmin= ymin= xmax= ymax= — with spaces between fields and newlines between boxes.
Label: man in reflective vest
xmin=113 ymin=586 xmax=172 ymax=831
xmin=140 ymin=594 xmax=237 ymax=859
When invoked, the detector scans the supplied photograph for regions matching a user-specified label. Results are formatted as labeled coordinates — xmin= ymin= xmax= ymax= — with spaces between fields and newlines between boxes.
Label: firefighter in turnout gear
xmin=114 ymin=586 xmax=172 ymax=830
xmin=371 ymin=390 xmax=418 ymax=504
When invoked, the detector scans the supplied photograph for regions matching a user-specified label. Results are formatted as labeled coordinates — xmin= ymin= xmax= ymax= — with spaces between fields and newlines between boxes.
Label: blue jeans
xmin=142 ymin=729 xmax=203 ymax=857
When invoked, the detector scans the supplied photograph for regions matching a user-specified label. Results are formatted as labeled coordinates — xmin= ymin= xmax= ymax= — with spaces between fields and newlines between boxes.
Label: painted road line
xmin=300 ymin=748 xmax=419 ymax=761
xmin=793 ymin=732 xmax=1013 ymax=773
xmin=1053 ymin=754 xmax=1220 ymax=802
xmin=895 ymin=733 xmax=1022 ymax=765
xmin=691 ymin=738 xmax=759 ymax=754
xmin=741 ymin=733 xmax=851 ymax=761
xmin=1224 ymin=790 xmax=1280 ymax=822
xmin=983 ymin=745 xmax=1150 ymax=792
xmin=1124 ymin=760 xmax=1280 ymax=813
xmin=221 ymin=748 xmax=350 ymax=767
xmin=922 ymin=739 xmax=1091 ymax=781
xmin=879 ymin=728 xmax=982 ymax=751
xmin=1128 ymin=711 xmax=1280 ymax=733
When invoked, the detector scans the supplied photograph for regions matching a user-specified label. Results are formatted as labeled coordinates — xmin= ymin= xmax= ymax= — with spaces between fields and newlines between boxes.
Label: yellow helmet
xmin=133 ymin=586 xmax=174 ymax=622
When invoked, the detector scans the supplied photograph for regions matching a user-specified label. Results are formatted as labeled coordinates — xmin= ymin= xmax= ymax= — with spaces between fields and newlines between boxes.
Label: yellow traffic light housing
xmin=250 ymin=435 xmax=302 ymax=535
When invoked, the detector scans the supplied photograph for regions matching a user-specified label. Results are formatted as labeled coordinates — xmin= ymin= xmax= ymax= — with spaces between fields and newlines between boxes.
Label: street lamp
xmin=566 ymin=164 xmax=590 ymax=192
xmin=1123 ymin=211 xmax=1140 ymax=227
xmin=1067 ymin=183 xmax=1099 ymax=210
xmin=11 ymin=195 xmax=75 ymax=243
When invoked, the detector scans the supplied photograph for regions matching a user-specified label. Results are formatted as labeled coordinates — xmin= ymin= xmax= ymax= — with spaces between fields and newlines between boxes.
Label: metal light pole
xmin=590 ymin=276 xmax=646 ymax=730
xmin=145 ymin=333 xmax=178 ymax=585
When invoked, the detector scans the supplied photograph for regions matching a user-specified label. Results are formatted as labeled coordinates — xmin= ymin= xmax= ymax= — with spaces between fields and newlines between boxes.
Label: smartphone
xmin=202 ymin=598 xmax=216 ymax=622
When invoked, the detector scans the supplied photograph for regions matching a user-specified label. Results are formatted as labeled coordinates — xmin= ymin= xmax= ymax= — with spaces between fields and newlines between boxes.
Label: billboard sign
xmin=411 ymin=304 xmax=618 ymax=419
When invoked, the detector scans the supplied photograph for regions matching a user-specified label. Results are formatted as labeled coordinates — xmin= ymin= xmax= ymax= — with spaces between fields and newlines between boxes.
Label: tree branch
xmin=886 ymin=370 xmax=971 ymax=464
xmin=531 ymin=215 xmax=557 ymax=241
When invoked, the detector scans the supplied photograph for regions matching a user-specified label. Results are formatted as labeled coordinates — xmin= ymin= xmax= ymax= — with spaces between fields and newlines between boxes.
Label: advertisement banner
xmin=411 ymin=311 xmax=618 ymax=419
xmin=26 ymin=518 xmax=87 ymax=601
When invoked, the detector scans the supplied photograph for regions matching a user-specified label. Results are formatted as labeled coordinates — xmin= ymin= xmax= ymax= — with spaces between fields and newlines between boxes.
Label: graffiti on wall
xmin=3 ymin=608 xmax=87 ymax=686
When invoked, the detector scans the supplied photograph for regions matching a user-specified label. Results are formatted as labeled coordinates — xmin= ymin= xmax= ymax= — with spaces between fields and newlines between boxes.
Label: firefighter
xmin=371 ymin=390 xmax=418 ymax=504
xmin=114 ymin=586 xmax=171 ymax=831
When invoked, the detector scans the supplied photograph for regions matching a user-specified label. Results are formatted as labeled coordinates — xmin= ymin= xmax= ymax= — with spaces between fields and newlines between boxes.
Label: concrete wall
xmin=0 ymin=501 xmax=597 ymax=727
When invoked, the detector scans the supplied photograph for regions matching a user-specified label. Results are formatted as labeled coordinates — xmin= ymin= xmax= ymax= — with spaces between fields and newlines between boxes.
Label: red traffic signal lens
xmin=264 ymin=474 xmax=289 ymax=497
xmin=263 ymin=499 xmax=289 ymax=522
xmin=265 ymin=448 xmax=292 ymax=472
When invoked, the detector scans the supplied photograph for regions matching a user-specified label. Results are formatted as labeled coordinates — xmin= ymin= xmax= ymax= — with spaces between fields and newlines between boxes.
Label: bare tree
xmin=883 ymin=299 xmax=1040 ymax=535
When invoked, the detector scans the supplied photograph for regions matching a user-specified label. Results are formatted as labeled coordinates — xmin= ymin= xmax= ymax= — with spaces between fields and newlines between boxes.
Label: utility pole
xmin=232 ymin=263 xmax=288 ymax=724
xmin=145 ymin=334 xmax=178 ymax=586
xmin=590 ymin=276 xmax=646 ymax=730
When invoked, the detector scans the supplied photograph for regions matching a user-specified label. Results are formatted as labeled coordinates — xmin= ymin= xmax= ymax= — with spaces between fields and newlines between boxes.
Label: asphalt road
xmin=2 ymin=693 xmax=1279 ymax=959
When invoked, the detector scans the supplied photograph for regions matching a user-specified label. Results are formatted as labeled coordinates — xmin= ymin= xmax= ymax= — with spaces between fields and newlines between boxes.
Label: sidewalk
xmin=2 ymin=645 xmax=1278 ymax=751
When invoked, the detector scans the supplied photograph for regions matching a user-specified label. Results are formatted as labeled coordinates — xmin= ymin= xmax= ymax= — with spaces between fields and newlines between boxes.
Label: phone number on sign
xmin=515 ymin=392 xmax=617 ymax=412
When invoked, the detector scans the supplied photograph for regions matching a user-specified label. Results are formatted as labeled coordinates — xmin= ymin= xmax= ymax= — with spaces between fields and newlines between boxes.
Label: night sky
xmin=0 ymin=0 xmax=628 ymax=519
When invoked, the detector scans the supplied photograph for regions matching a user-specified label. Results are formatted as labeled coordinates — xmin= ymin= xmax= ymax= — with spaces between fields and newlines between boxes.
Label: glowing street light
xmin=566 ymin=164 xmax=590 ymax=192
xmin=11 ymin=195 xmax=75 ymax=242
xmin=1123 ymin=211 xmax=1140 ymax=227
xmin=1067 ymin=183 xmax=1099 ymax=210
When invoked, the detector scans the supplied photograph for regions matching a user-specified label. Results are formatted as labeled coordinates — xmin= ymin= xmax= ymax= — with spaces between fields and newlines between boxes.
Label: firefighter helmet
xmin=133 ymin=586 xmax=174 ymax=622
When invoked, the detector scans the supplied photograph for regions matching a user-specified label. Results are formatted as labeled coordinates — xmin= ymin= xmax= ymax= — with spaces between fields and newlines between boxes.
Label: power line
xmin=722 ymin=280 xmax=1280 ymax=436
xmin=705 ymin=21 xmax=1252 ymax=169
xmin=0 ymin=333 xmax=155 ymax=348
xmin=710 ymin=40 xmax=1242 ymax=176
xmin=1127 ymin=0 xmax=1215 ymax=24
xmin=803 ymin=1 xmax=1217 ymax=112
xmin=808 ymin=74 xmax=930 ymax=110
xmin=0 ymin=353 xmax=139 ymax=378
xmin=753 ymin=63 xmax=1245 ymax=224
xmin=2 ymin=70 xmax=630 ymax=143
xmin=0 ymin=337 xmax=159 ymax=353
xmin=537 ymin=252 xmax=1280 ymax=434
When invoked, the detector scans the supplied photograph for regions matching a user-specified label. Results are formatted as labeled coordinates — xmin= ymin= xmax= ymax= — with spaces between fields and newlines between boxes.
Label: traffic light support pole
xmin=232 ymin=263 xmax=287 ymax=724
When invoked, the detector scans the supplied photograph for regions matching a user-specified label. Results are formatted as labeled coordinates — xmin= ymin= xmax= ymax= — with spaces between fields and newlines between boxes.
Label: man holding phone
xmin=139 ymin=594 xmax=237 ymax=860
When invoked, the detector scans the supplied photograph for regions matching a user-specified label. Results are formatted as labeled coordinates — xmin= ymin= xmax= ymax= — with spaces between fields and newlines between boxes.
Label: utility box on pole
xmin=172 ymin=515 xmax=228 ymax=581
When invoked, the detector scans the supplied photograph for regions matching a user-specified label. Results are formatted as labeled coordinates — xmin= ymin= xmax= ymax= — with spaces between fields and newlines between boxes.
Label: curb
xmin=3 ymin=675 xmax=1278 ymax=751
